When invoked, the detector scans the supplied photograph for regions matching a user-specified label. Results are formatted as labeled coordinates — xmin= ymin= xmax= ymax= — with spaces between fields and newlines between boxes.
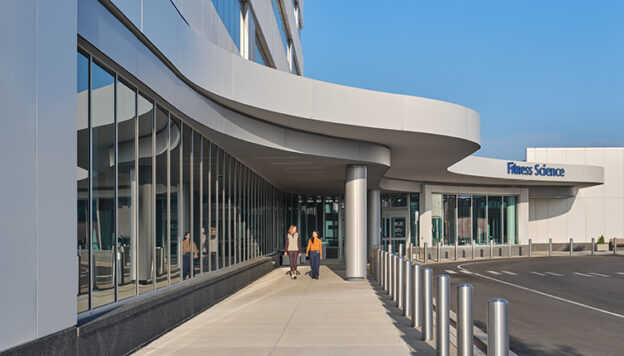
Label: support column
xmin=368 ymin=189 xmax=381 ymax=249
xmin=345 ymin=165 xmax=367 ymax=280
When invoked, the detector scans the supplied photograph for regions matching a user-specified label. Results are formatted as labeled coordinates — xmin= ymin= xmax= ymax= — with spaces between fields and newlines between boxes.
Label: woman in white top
xmin=284 ymin=225 xmax=301 ymax=279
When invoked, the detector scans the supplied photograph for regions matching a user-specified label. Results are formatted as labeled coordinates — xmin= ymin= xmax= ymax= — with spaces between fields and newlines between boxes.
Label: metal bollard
xmin=390 ymin=255 xmax=396 ymax=300
xmin=378 ymin=249 xmax=382 ymax=283
xmin=436 ymin=274 xmax=450 ymax=356
xmin=508 ymin=238 xmax=512 ymax=258
xmin=457 ymin=284 xmax=474 ymax=356
xmin=424 ymin=242 xmax=429 ymax=264
xmin=404 ymin=259 xmax=412 ymax=318
xmin=549 ymin=238 xmax=552 ymax=256
xmin=591 ymin=238 xmax=595 ymax=256
xmin=455 ymin=238 xmax=459 ymax=260
xmin=421 ymin=268 xmax=433 ymax=340
xmin=490 ymin=240 xmax=494 ymax=259
xmin=385 ymin=252 xmax=389 ymax=292
xmin=411 ymin=263 xmax=422 ymax=327
xmin=394 ymin=255 xmax=400 ymax=303
xmin=381 ymin=251 xmax=385 ymax=290
xmin=398 ymin=257 xmax=404 ymax=309
xmin=487 ymin=298 xmax=509 ymax=356
xmin=614 ymin=238 xmax=618 ymax=255
xmin=472 ymin=242 xmax=475 ymax=259
xmin=529 ymin=239 xmax=532 ymax=257
xmin=570 ymin=238 xmax=574 ymax=256
xmin=437 ymin=242 xmax=442 ymax=262
xmin=399 ymin=243 xmax=404 ymax=258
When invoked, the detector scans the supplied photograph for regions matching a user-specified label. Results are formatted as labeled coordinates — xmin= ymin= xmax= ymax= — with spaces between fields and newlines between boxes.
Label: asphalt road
xmin=429 ymin=256 xmax=624 ymax=356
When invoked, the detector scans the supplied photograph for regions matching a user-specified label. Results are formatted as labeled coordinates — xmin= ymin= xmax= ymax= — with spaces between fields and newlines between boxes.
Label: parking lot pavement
xmin=429 ymin=256 xmax=624 ymax=355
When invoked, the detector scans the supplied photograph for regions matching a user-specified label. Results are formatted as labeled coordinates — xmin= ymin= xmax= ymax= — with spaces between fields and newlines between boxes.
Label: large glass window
xmin=182 ymin=124 xmax=192 ymax=279
xmin=77 ymin=51 xmax=90 ymax=312
xmin=202 ymin=138 xmax=211 ymax=272
xmin=155 ymin=107 xmax=169 ymax=288
xmin=91 ymin=61 xmax=116 ymax=308
xmin=192 ymin=131 xmax=202 ymax=276
xmin=442 ymin=195 xmax=456 ymax=245
xmin=137 ymin=93 xmax=154 ymax=294
xmin=116 ymin=79 xmax=137 ymax=300
xmin=211 ymin=143 xmax=219 ymax=270
xmin=472 ymin=195 xmax=487 ymax=245
xmin=457 ymin=195 xmax=471 ymax=245
xmin=431 ymin=193 xmax=443 ymax=245
xmin=409 ymin=194 xmax=419 ymax=246
xmin=488 ymin=196 xmax=503 ymax=244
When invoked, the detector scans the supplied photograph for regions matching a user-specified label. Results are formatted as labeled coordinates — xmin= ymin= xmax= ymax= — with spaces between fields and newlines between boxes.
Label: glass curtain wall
xmin=210 ymin=0 xmax=242 ymax=50
xmin=76 ymin=50 xmax=282 ymax=313
xmin=488 ymin=196 xmax=503 ymax=244
xmin=472 ymin=196 xmax=487 ymax=245
xmin=457 ymin=195 xmax=471 ymax=245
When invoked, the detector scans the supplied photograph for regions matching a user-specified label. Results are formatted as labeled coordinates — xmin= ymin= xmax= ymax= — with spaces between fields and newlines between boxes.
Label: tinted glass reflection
xmin=155 ymin=106 xmax=169 ymax=288
xmin=77 ymin=51 xmax=90 ymax=312
xmin=138 ymin=93 xmax=154 ymax=294
xmin=169 ymin=116 xmax=182 ymax=283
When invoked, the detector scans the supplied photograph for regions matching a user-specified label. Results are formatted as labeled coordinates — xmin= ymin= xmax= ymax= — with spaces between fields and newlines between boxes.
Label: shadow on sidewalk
xmin=368 ymin=279 xmax=436 ymax=355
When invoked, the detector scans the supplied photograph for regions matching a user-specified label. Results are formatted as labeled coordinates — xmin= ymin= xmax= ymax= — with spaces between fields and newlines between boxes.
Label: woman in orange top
xmin=306 ymin=231 xmax=323 ymax=279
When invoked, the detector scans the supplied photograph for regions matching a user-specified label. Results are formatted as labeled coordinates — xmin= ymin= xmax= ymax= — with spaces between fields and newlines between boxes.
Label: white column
xmin=419 ymin=185 xmax=433 ymax=247
xmin=345 ymin=165 xmax=367 ymax=280
xmin=368 ymin=189 xmax=381 ymax=248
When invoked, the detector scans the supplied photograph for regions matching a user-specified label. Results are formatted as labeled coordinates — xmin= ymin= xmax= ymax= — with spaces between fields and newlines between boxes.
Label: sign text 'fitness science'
xmin=507 ymin=162 xmax=565 ymax=177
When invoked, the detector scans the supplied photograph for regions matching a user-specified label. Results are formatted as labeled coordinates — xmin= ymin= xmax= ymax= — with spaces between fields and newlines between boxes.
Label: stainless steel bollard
xmin=549 ymin=238 xmax=552 ymax=256
xmin=411 ymin=263 xmax=422 ymax=327
xmin=487 ymin=298 xmax=509 ymax=356
xmin=424 ymin=242 xmax=429 ymax=264
xmin=404 ymin=259 xmax=412 ymax=318
xmin=378 ymin=249 xmax=382 ymax=283
xmin=490 ymin=240 xmax=494 ymax=259
xmin=472 ymin=242 xmax=475 ymax=259
xmin=399 ymin=243 xmax=404 ymax=258
xmin=529 ymin=239 xmax=532 ymax=257
xmin=591 ymin=238 xmax=595 ymax=256
xmin=398 ymin=257 xmax=404 ymax=309
xmin=421 ymin=268 xmax=433 ymax=340
xmin=436 ymin=274 xmax=450 ymax=356
xmin=614 ymin=238 xmax=618 ymax=255
xmin=394 ymin=255 xmax=400 ymax=303
xmin=457 ymin=284 xmax=474 ymax=356
xmin=455 ymin=239 xmax=459 ymax=260
xmin=570 ymin=238 xmax=574 ymax=256
xmin=437 ymin=242 xmax=442 ymax=262
xmin=381 ymin=251 xmax=385 ymax=290
xmin=508 ymin=238 xmax=512 ymax=258
xmin=390 ymin=255 xmax=396 ymax=300
xmin=385 ymin=252 xmax=389 ymax=292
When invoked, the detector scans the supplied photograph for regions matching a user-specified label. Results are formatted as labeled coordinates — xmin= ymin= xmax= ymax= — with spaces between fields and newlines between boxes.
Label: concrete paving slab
xmin=133 ymin=262 xmax=438 ymax=355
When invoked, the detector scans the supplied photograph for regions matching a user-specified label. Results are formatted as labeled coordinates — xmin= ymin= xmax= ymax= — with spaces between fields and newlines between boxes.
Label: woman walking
xmin=306 ymin=231 xmax=322 ymax=279
xmin=284 ymin=225 xmax=301 ymax=279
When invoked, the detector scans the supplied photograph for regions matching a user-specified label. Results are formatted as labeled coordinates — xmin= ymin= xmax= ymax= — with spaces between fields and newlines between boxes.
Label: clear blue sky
xmin=301 ymin=1 xmax=624 ymax=160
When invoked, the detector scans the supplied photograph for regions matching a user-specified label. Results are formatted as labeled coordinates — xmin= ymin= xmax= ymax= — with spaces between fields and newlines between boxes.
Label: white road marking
xmin=460 ymin=270 xmax=473 ymax=274
xmin=487 ymin=270 xmax=501 ymax=275
xmin=530 ymin=271 xmax=546 ymax=276
xmin=544 ymin=272 xmax=563 ymax=277
xmin=617 ymin=272 xmax=624 ymax=275
xmin=445 ymin=270 xmax=457 ymax=274
xmin=502 ymin=271 xmax=517 ymax=275
xmin=588 ymin=272 xmax=609 ymax=277
xmin=573 ymin=272 xmax=593 ymax=277
xmin=460 ymin=267 xmax=624 ymax=320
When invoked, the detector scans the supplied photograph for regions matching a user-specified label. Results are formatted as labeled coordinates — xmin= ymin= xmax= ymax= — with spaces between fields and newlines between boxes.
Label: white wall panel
xmin=546 ymin=198 xmax=567 ymax=242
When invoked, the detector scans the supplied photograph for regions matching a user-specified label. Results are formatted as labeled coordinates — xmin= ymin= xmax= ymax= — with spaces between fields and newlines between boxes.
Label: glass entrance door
xmin=382 ymin=215 xmax=408 ymax=252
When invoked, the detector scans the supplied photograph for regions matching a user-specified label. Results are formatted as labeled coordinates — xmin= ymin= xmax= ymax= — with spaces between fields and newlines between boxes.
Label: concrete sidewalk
xmin=133 ymin=262 xmax=437 ymax=355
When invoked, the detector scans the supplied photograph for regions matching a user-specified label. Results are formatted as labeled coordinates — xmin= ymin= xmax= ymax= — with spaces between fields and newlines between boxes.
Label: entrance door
xmin=382 ymin=214 xmax=409 ymax=252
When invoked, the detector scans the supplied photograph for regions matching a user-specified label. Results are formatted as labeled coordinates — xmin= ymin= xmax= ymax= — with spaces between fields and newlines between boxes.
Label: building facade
xmin=0 ymin=0 xmax=621 ymax=354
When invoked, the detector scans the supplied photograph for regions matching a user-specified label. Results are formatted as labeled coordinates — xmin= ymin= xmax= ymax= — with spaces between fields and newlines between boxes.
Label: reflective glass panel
xmin=488 ymin=196 xmax=503 ymax=244
xmin=457 ymin=195 xmax=471 ymax=245
xmin=409 ymin=194 xmax=419 ymax=246
xmin=116 ymin=79 xmax=137 ymax=300
xmin=77 ymin=51 xmax=90 ymax=312
xmin=472 ymin=195 xmax=487 ymax=245
xmin=211 ymin=143 xmax=219 ymax=270
xmin=169 ymin=116 xmax=181 ymax=283
xmin=193 ymin=131 xmax=202 ymax=276
xmin=182 ymin=124 xmax=193 ymax=279
xmin=431 ymin=194 xmax=443 ymax=244
xmin=202 ymin=138 xmax=211 ymax=272
xmin=91 ymin=61 xmax=116 ymax=308
xmin=504 ymin=196 xmax=517 ymax=244
xmin=155 ymin=106 xmax=168 ymax=288
xmin=137 ymin=93 xmax=153 ymax=294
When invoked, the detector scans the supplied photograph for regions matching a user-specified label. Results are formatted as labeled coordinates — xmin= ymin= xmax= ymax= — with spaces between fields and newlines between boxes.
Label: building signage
xmin=507 ymin=162 xmax=565 ymax=177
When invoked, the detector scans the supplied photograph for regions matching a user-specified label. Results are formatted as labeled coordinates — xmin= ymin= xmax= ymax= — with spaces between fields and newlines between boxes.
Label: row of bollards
xmin=373 ymin=246 xmax=509 ymax=356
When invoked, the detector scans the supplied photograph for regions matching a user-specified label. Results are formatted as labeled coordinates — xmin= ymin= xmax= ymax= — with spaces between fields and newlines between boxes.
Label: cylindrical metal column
xmin=399 ymin=243 xmax=404 ymax=258
xmin=457 ymin=284 xmax=474 ymax=356
xmin=397 ymin=257 xmax=404 ymax=308
xmin=472 ymin=242 xmax=475 ymax=259
xmin=394 ymin=255 xmax=400 ymax=303
xmin=377 ymin=248 xmax=381 ymax=283
xmin=490 ymin=240 xmax=494 ymax=259
xmin=437 ymin=242 xmax=442 ymax=262
xmin=367 ymin=189 xmax=381 ymax=252
xmin=390 ymin=255 xmax=396 ymax=299
xmin=570 ymin=238 xmax=574 ymax=256
xmin=436 ymin=274 xmax=450 ymax=356
xmin=487 ymin=298 xmax=509 ymax=356
xmin=529 ymin=239 xmax=532 ymax=257
xmin=548 ymin=238 xmax=552 ymax=256
xmin=455 ymin=238 xmax=459 ymax=260
xmin=591 ymin=238 xmax=595 ymax=256
xmin=421 ymin=268 xmax=433 ymax=341
xmin=345 ymin=165 xmax=367 ymax=280
xmin=508 ymin=238 xmax=512 ymax=258
xmin=404 ymin=259 xmax=412 ymax=317
xmin=614 ymin=238 xmax=618 ymax=255
xmin=411 ymin=263 xmax=422 ymax=327
xmin=424 ymin=242 xmax=429 ymax=264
